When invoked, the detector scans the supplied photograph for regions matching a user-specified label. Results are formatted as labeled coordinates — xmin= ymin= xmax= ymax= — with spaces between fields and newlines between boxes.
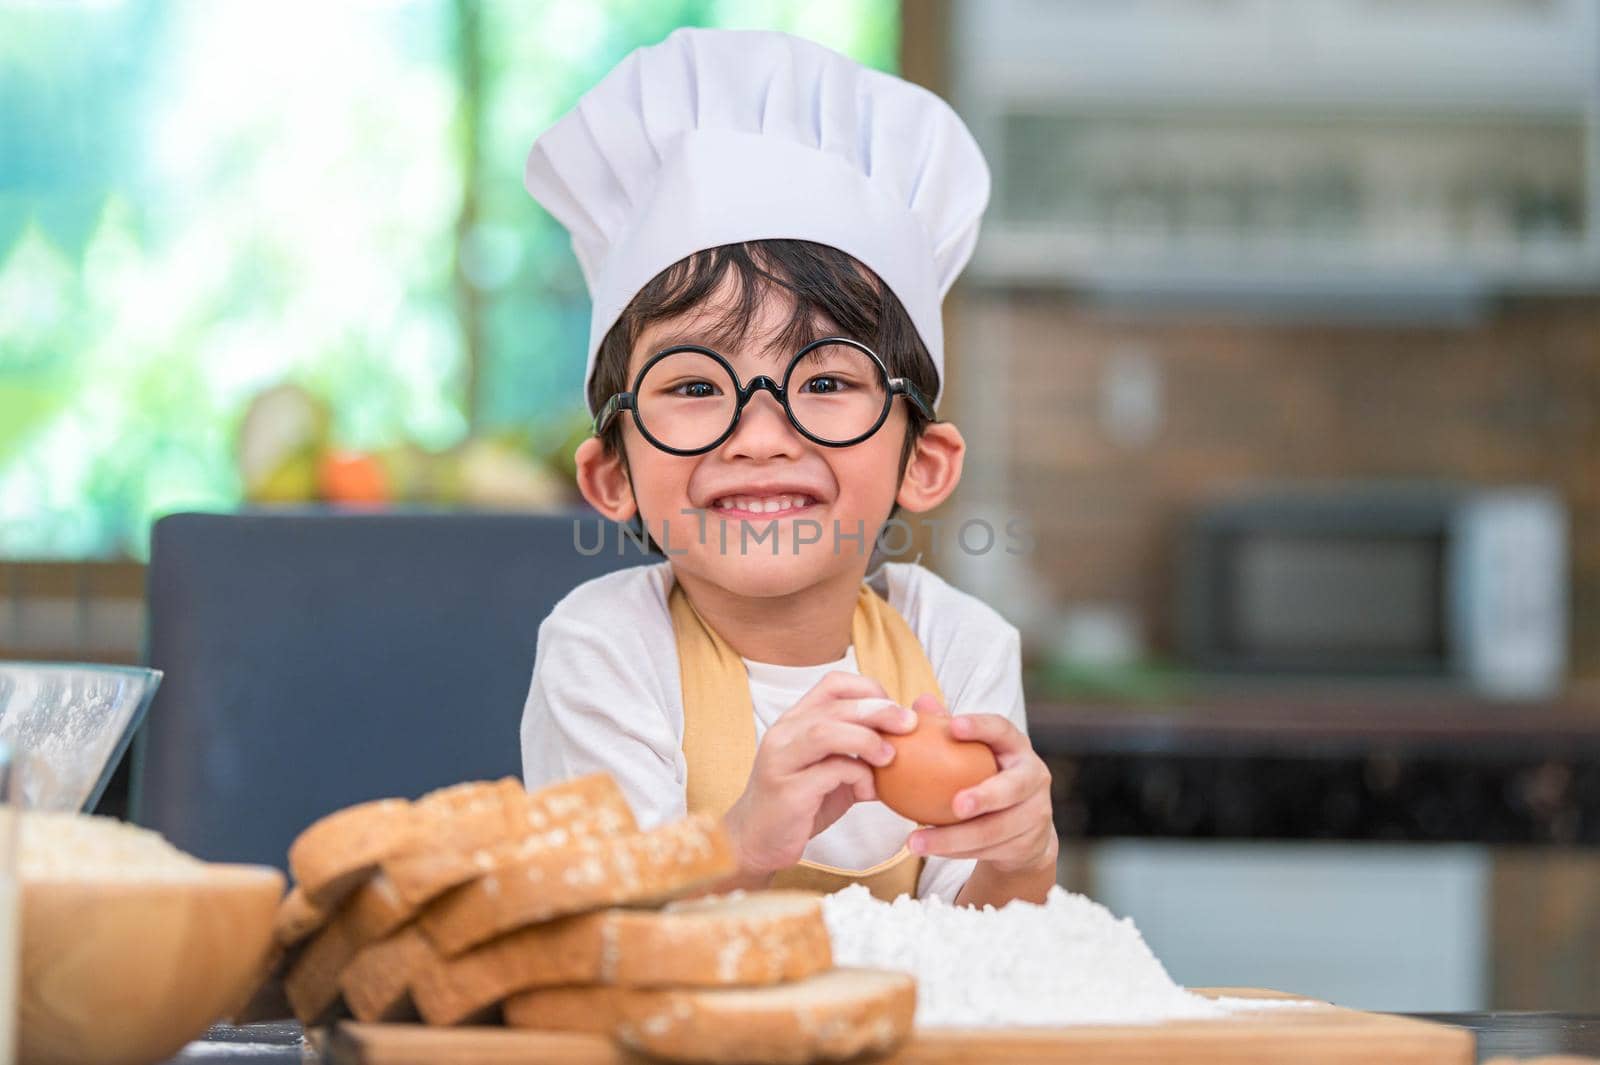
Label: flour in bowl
xmin=823 ymin=884 xmax=1308 ymax=1028
xmin=18 ymin=811 xmax=207 ymax=880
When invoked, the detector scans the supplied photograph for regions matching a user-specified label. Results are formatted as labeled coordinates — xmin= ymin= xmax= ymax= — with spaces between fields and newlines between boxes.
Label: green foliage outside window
xmin=0 ymin=0 xmax=897 ymax=557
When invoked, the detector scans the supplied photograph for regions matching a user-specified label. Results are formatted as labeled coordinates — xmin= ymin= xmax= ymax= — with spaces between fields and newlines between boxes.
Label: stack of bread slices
xmin=260 ymin=774 xmax=916 ymax=1064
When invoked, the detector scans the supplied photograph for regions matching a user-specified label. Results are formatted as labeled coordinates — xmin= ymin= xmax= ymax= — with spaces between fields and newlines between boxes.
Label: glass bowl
xmin=0 ymin=662 xmax=162 ymax=812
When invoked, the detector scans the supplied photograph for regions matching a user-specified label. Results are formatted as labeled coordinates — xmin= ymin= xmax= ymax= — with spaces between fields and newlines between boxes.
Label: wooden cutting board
xmin=326 ymin=988 xmax=1475 ymax=1064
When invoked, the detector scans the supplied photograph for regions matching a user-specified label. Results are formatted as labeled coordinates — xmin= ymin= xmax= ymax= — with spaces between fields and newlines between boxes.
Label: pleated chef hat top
xmin=524 ymin=27 xmax=991 ymax=414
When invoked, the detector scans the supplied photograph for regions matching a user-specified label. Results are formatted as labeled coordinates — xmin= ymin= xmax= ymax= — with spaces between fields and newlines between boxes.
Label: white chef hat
xmin=524 ymin=26 xmax=991 ymax=414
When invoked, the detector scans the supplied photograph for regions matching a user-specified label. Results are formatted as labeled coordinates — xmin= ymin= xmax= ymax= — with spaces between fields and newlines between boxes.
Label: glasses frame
xmin=593 ymin=336 xmax=935 ymax=457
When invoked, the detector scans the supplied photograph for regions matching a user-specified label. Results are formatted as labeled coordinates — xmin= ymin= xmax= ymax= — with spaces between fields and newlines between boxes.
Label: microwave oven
xmin=1179 ymin=484 xmax=1568 ymax=698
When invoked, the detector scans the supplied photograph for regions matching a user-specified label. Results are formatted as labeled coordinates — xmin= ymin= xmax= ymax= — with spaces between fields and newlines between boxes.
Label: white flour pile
xmin=823 ymin=884 xmax=1311 ymax=1028
xmin=18 ymin=811 xmax=207 ymax=880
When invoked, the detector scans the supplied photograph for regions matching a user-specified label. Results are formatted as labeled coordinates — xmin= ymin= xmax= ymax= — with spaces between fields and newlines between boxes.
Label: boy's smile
xmin=704 ymin=491 xmax=820 ymax=519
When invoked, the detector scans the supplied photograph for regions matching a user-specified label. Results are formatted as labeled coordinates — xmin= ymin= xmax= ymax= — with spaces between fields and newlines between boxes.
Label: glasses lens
xmin=785 ymin=342 xmax=889 ymax=444
xmin=635 ymin=350 xmax=737 ymax=452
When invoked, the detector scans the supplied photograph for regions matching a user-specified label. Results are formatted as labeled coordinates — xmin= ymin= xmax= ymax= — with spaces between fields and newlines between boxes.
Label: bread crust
xmin=617 ymin=969 xmax=917 ymax=1065
xmin=383 ymin=775 xmax=636 ymax=908
xmin=413 ymin=892 xmax=829 ymax=1026
xmin=502 ymin=985 xmax=622 ymax=1035
xmin=288 ymin=798 xmax=415 ymax=909
xmin=417 ymin=814 xmax=736 ymax=957
xmin=272 ymin=885 xmax=328 ymax=947
xmin=508 ymin=968 xmax=918 ymax=1065
xmin=339 ymin=925 xmax=431 ymax=1023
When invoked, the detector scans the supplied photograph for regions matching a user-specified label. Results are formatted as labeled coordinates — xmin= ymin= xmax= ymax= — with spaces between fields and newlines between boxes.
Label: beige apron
xmin=669 ymin=578 xmax=942 ymax=901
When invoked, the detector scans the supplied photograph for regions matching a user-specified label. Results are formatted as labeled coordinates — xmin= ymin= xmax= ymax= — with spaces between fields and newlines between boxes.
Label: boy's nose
xmin=723 ymin=390 xmax=804 ymax=460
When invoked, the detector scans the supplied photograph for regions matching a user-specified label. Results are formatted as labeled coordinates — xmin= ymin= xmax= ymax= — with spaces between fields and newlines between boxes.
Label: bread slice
xmin=284 ymin=910 xmax=358 ymax=1024
xmin=278 ymin=775 xmax=647 ymax=1023
xmin=409 ymin=890 xmax=828 ymax=1026
xmin=283 ymin=873 xmax=416 ymax=1024
xmin=339 ymin=925 xmax=432 ymax=1023
xmin=501 ymin=984 xmax=620 ymax=1035
xmin=620 ymin=968 xmax=917 ymax=1065
xmin=417 ymin=813 xmax=737 ymax=956
xmin=508 ymin=968 xmax=918 ymax=1065
xmin=342 ymin=872 xmax=412 ymax=941
xmin=611 ymin=890 xmax=832 ymax=987
xmin=409 ymin=910 xmax=602 ymax=1025
xmin=383 ymin=774 xmax=636 ymax=908
xmin=288 ymin=797 xmax=416 ymax=909
xmin=272 ymin=885 xmax=329 ymax=947
xmin=287 ymin=778 xmax=528 ymax=911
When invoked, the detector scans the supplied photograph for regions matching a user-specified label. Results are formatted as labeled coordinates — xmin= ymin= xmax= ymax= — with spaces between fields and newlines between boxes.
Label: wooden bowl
xmin=20 ymin=864 xmax=286 ymax=1065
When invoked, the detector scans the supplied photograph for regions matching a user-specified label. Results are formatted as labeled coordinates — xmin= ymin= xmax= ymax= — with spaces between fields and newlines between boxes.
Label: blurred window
xmin=0 ymin=0 xmax=898 ymax=557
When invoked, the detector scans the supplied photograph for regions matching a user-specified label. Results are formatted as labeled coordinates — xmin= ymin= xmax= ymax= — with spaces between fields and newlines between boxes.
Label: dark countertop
xmin=1027 ymin=695 xmax=1600 ymax=844
xmin=160 ymin=1015 xmax=1600 ymax=1063
xmin=1027 ymin=694 xmax=1600 ymax=758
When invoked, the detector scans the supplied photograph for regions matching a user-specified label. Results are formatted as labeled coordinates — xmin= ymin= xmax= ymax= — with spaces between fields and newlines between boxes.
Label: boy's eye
xmin=798 ymin=374 xmax=849 ymax=395
xmin=669 ymin=379 xmax=721 ymax=399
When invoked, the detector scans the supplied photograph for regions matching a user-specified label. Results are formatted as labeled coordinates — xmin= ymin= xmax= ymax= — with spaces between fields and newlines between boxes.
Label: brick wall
xmin=941 ymin=292 xmax=1600 ymax=677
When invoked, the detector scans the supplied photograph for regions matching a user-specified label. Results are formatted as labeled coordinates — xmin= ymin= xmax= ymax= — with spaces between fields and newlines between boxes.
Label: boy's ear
xmin=895 ymin=422 xmax=965 ymax=513
xmin=574 ymin=436 xmax=638 ymax=522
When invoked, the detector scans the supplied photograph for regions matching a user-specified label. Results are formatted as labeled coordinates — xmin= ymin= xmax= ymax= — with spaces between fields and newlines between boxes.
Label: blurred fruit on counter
xmin=236 ymin=382 xmax=586 ymax=510
xmin=236 ymin=384 xmax=329 ymax=504
xmin=317 ymin=450 xmax=390 ymax=505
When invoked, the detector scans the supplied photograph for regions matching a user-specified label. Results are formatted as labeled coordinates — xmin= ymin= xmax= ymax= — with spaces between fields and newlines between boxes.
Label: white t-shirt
xmin=519 ymin=559 xmax=1027 ymax=903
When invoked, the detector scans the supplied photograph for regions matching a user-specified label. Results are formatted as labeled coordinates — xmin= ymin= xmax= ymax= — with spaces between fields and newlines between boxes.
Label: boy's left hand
xmin=905 ymin=694 xmax=1056 ymax=875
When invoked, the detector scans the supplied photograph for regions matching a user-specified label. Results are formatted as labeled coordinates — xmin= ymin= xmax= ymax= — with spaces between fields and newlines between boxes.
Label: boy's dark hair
xmin=589 ymin=239 xmax=940 ymax=556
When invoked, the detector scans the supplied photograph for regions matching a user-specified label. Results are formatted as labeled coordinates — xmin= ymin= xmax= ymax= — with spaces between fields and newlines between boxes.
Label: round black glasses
xmin=593 ymin=336 xmax=935 ymax=457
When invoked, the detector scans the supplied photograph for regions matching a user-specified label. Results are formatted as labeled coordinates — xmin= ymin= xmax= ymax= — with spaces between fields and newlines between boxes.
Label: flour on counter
xmin=822 ymin=884 xmax=1316 ymax=1028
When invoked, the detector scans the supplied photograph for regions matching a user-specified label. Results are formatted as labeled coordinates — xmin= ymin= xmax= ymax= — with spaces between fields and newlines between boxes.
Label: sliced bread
xmin=618 ymin=968 xmax=917 ymax=1065
xmin=284 ymin=908 xmax=358 ymax=1025
xmin=409 ymin=890 xmax=828 ymax=1026
xmin=408 ymin=910 xmax=603 ymax=1025
xmin=283 ymin=873 xmax=416 ymax=1024
xmin=287 ymin=797 xmax=416 ymax=909
xmin=611 ymin=890 xmax=832 ymax=987
xmin=417 ymin=813 xmax=737 ymax=956
xmin=508 ymin=968 xmax=918 ymax=1065
xmin=382 ymin=773 xmax=636 ymax=908
xmin=272 ymin=884 xmax=329 ymax=947
xmin=286 ymin=778 xmax=527 ymax=911
xmin=501 ymin=985 xmax=620 ymax=1035
xmin=338 ymin=925 xmax=432 ymax=1023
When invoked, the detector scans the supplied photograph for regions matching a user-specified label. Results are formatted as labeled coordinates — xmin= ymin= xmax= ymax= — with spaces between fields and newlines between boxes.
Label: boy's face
xmin=578 ymin=276 xmax=958 ymax=600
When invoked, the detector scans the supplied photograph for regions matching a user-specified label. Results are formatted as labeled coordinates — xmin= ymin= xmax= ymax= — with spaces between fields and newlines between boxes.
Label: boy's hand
xmin=722 ymin=672 xmax=920 ymax=878
xmin=907 ymin=694 xmax=1057 ymax=879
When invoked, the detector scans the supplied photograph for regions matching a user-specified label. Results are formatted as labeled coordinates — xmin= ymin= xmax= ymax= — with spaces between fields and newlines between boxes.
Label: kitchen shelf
xmin=951 ymin=0 xmax=1600 ymax=303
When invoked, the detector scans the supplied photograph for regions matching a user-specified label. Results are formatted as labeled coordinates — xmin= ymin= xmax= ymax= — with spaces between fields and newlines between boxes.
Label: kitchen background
xmin=4 ymin=0 xmax=1599 ymax=1015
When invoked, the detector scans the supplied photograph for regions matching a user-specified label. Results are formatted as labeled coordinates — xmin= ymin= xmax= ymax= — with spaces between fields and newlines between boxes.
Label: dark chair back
xmin=135 ymin=507 xmax=649 ymax=868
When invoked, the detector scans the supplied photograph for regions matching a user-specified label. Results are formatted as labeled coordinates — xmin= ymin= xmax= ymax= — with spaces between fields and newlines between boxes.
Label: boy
xmin=519 ymin=28 xmax=1055 ymax=907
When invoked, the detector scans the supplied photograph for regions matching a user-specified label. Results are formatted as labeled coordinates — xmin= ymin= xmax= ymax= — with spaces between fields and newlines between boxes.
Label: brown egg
xmin=872 ymin=713 xmax=999 ymax=826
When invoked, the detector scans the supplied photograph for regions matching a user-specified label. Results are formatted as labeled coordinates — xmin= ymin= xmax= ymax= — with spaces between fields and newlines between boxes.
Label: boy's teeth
xmin=714 ymin=494 xmax=813 ymax=512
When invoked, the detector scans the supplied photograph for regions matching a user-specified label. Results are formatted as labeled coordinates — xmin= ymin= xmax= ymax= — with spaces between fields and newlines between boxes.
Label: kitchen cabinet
xmin=950 ymin=0 xmax=1600 ymax=309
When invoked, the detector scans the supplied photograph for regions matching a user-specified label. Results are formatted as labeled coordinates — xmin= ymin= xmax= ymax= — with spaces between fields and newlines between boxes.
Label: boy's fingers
xmin=951 ymin=765 xmax=1038 ymax=820
xmin=815 ymin=671 xmax=890 ymax=701
xmin=841 ymin=697 xmax=919 ymax=734
xmin=949 ymin=712 xmax=1026 ymax=754
xmin=917 ymin=826 xmax=1045 ymax=862
xmin=776 ymin=674 xmax=891 ymax=724
xmin=910 ymin=693 xmax=949 ymax=716
xmin=806 ymin=754 xmax=876 ymax=803
xmin=776 ymin=719 xmax=896 ymax=773
xmin=910 ymin=802 xmax=1037 ymax=858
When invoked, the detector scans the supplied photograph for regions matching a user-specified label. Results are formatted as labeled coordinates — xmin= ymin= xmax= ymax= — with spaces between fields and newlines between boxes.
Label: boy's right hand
xmin=721 ymin=672 xmax=920 ymax=879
